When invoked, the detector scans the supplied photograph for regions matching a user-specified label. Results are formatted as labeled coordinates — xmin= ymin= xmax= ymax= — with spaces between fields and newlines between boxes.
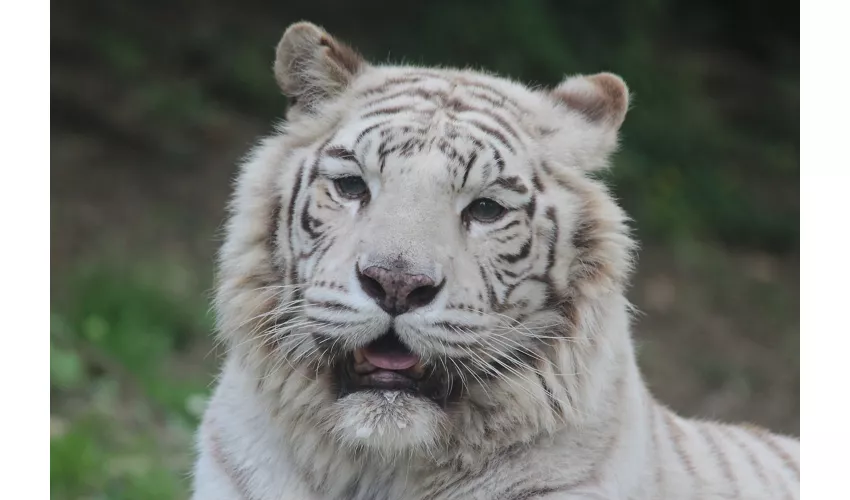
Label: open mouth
xmin=336 ymin=329 xmax=453 ymax=404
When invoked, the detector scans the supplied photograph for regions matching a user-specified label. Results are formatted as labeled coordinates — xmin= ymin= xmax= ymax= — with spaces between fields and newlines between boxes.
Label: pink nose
xmin=357 ymin=265 xmax=442 ymax=315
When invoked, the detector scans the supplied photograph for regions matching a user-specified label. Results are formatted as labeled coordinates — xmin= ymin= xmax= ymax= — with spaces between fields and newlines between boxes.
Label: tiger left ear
xmin=551 ymin=73 xmax=630 ymax=130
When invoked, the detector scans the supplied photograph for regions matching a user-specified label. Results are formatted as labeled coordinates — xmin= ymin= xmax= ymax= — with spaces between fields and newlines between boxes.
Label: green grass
xmin=51 ymin=263 xmax=216 ymax=500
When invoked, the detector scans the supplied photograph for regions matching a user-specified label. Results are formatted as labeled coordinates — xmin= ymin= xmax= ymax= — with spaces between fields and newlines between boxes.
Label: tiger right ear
xmin=274 ymin=22 xmax=367 ymax=112
xmin=551 ymin=73 xmax=630 ymax=130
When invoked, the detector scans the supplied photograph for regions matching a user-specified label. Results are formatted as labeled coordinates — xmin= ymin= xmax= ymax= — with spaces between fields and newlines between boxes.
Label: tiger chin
xmin=192 ymin=21 xmax=799 ymax=500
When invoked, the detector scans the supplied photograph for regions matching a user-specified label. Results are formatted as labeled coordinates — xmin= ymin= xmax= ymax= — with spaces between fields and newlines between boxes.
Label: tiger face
xmin=216 ymin=23 xmax=634 ymax=458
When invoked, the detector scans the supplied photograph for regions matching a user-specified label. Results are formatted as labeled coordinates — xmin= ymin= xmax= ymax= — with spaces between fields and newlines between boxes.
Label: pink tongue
xmin=362 ymin=349 xmax=420 ymax=371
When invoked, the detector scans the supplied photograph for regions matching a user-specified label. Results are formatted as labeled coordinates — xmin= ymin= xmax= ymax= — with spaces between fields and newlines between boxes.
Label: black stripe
xmin=287 ymin=161 xmax=307 ymax=250
xmin=300 ymin=199 xmax=323 ymax=239
xmin=531 ymin=172 xmax=545 ymax=192
xmin=498 ymin=238 xmax=532 ymax=264
xmin=468 ymin=135 xmax=486 ymax=152
xmin=324 ymin=146 xmax=363 ymax=174
xmin=508 ymin=484 xmax=576 ymax=500
xmin=309 ymin=300 xmax=356 ymax=313
xmin=545 ymin=206 xmax=558 ymax=252
xmin=363 ymin=87 xmax=448 ymax=108
xmin=460 ymin=80 xmax=522 ymax=110
xmin=498 ymin=219 xmax=522 ymax=231
xmin=307 ymin=161 xmax=320 ymax=185
xmin=466 ymin=89 xmax=502 ymax=107
xmin=310 ymin=236 xmax=335 ymax=268
xmin=494 ymin=176 xmax=529 ymax=194
xmin=322 ymin=187 xmax=344 ymax=208
xmin=378 ymin=142 xmax=404 ymax=171
xmin=465 ymin=119 xmax=516 ymax=154
xmin=399 ymin=137 xmax=422 ymax=157
xmin=361 ymin=105 xmax=418 ymax=119
xmin=449 ymin=99 xmax=524 ymax=144
xmin=437 ymin=137 xmax=464 ymax=165
xmin=358 ymin=74 xmax=447 ymax=97
xmin=493 ymin=148 xmax=505 ymax=173
xmin=353 ymin=121 xmax=389 ymax=148
xmin=493 ymin=269 xmax=504 ymax=284
xmin=478 ymin=263 xmax=498 ymax=310
xmin=495 ymin=233 xmax=520 ymax=244
xmin=571 ymin=214 xmax=597 ymax=253
xmin=537 ymin=373 xmax=563 ymax=419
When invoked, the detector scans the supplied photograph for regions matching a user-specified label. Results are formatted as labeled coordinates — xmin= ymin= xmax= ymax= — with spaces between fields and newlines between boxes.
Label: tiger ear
xmin=274 ymin=22 xmax=367 ymax=112
xmin=551 ymin=73 xmax=630 ymax=130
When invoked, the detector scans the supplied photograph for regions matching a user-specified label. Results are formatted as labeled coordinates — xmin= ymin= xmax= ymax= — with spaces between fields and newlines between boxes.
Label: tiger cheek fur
xmin=193 ymin=21 xmax=799 ymax=500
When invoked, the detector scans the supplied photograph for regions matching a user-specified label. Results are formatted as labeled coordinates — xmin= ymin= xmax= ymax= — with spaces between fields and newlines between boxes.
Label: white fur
xmin=191 ymin=24 xmax=799 ymax=500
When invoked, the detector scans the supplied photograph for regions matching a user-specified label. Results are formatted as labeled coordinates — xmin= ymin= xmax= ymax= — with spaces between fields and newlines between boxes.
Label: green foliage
xmin=51 ymin=264 xmax=213 ymax=499
xmin=50 ymin=340 xmax=86 ymax=390
xmin=51 ymin=421 xmax=107 ymax=497
xmin=53 ymin=0 xmax=798 ymax=249
xmin=51 ymin=415 xmax=190 ymax=499
xmin=63 ymin=0 xmax=797 ymax=250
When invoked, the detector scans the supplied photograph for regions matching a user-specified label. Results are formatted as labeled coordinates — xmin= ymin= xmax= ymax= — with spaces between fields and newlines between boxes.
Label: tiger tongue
xmin=361 ymin=348 xmax=420 ymax=371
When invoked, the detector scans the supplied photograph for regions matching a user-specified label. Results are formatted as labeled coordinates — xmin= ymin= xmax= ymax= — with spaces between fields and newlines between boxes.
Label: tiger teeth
xmin=409 ymin=362 xmax=425 ymax=378
xmin=352 ymin=348 xmax=376 ymax=374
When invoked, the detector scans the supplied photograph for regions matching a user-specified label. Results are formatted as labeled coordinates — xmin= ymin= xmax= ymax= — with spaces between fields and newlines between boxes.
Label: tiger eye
xmin=466 ymin=198 xmax=507 ymax=223
xmin=334 ymin=176 xmax=369 ymax=199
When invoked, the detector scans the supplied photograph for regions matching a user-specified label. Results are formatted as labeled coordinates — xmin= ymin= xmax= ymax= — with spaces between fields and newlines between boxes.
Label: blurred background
xmin=51 ymin=1 xmax=799 ymax=498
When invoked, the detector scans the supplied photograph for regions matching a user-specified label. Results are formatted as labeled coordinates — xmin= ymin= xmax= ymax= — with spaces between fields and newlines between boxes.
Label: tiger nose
xmin=357 ymin=265 xmax=443 ymax=315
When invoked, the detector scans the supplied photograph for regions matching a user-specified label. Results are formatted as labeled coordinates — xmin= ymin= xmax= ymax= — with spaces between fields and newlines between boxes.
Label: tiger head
xmin=216 ymin=22 xmax=635 ymax=461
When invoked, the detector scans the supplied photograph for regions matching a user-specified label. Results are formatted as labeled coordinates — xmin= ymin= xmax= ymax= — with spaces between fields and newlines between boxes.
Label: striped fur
xmin=191 ymin=22 xmax=799 ymax=500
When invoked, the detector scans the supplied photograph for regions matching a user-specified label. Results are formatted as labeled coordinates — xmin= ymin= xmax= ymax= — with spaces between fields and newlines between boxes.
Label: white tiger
xmin=191 ymin=21 xmax=800 ymax=500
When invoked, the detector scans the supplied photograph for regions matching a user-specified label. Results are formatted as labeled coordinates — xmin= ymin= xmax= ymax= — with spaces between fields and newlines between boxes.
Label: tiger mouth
xmin=335 ymin=329 xmax=454 ymax=405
